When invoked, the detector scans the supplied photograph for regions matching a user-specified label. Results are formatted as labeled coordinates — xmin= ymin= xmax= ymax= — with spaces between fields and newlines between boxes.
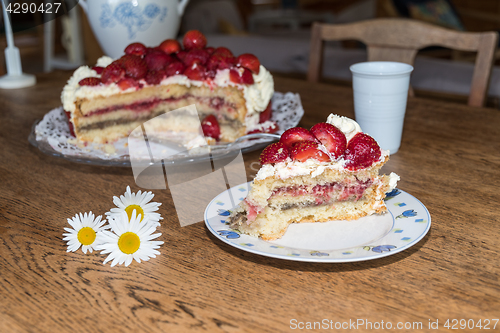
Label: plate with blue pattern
xmin=204 ymin=182 xmax=431 ymax=262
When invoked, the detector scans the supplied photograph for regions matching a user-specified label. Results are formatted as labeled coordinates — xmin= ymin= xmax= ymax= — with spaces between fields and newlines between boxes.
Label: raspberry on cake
xmin=227 ymin=114 xmax=400 ymax=241
xmin=61 ymin=30 xmax=276 ymax=144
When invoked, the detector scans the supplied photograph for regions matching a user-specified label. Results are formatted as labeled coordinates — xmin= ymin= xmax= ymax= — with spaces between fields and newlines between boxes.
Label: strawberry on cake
xmin=227 ymin=114 xmax=399 ymax=241
xmin=61 ymin=30 xmax=276 ymax=144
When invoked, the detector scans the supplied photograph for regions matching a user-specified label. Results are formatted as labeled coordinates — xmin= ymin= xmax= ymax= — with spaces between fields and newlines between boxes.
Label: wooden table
xmin=1 ymin=72 xmax=499 ymax=332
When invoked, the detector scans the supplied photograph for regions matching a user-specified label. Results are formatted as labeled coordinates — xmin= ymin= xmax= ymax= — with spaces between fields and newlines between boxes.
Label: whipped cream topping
xmin=244 ymin=65 xmax=274 ymax=116
xmin=95 ymin=56 xmax=113 ymax=68
xmin=255 ymin=149 xmax=390 ymax=181
xmin=388 ymin=172 xmax=400 ymax=191
xmin=186 ymin=134 xmax=209 ymax=150
xmin=60 ymin=58 xmax=274 ymax=130
xmin=246 ymin=120 xmax=277 ymax=133
xmin=61 ymin=65 xmax=99 ymax=113
xmin=326 ymin=114 xmax=362 ymax=141
xmin=211 ymin=66 xmax=274 ymax=127
xmin=256 ymin=157 xmax=344 ymax=181
xmin=255 ymin=113 xmax=390 ymax=182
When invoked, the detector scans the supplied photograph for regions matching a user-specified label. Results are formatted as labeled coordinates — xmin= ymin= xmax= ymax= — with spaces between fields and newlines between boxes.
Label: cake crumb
xmin=103 ymin=144 xmax=116 ymax=155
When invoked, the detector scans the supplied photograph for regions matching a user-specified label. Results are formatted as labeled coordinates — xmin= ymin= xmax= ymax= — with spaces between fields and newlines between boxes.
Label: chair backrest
xmin=307 ymin=18 xmax=498 ymax=107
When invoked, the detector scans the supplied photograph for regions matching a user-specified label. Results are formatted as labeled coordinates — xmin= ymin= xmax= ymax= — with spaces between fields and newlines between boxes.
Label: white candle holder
xmin=0 ymin=0 xmax=36 ymax=89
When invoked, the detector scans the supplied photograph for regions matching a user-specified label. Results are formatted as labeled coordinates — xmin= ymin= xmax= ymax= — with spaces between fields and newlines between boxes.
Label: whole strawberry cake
xmin=227 ymin=114 xmax=400 ymax=241
xmin=61 ymin=30 xmax=276 ymax=144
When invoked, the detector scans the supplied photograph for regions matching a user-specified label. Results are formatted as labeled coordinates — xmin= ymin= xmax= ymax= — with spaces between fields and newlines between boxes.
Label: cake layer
xmin=72 ymin=91 xmax=248 ymax=142
xmin=75 ymin=84 xmax=247 ymax=124
xmin=74 ymin=99 xmax=244 ymax=131
xmin=246 ymin=157 xmax=387 ymax=210
xmin=73 ymin=109 xmax=245 ymax=143
xmin=76 ymin=121 xmax=145 ymax=143
xmin=227 ymin=157 xmax=394 ymax=240
xmin=229 ymin=175 xmax=391 ymax=241
xmin=267 ymin=179 xmax=374 ymax=210
xmin=62 ymin=35 xmax=275 ymax=145
xmin=226 ymin=114 xmax=399 ymax=241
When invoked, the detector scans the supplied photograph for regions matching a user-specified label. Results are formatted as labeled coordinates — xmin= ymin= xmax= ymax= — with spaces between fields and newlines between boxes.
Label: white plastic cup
xmin=350 ymin=61 xmax=414 ymax=154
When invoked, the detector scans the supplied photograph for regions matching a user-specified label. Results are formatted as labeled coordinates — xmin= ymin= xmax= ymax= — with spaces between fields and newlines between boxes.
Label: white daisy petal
xmin=125 ymin=256 xmax=134 ymax=267
xmin=63 ymin=212 xmax=107 ymax=254
xmin=97 ymin=207 xmax=164 ymax=267
xmin=67 ymin=217 xmax=79 ymax=230
xmin=67 ymin=242 xmax=81 ymax=252
xmin=101 ymin=251 xmax=111 ymax=263
xmin=112 ymin=196 xmax=126 ymax=210
xmin=139 ymin=192 xmax=154 ymax=206
xmin=142 ymin=231 xmax=162 ymax=242
xmin=143 ymin=201 xmax=160 ymax=209
xmin=145 ymin=212 xmax=162 ymax=221
xmin=106 ymin=186 xmax=163 ymax=226
xmin=102 ymin=256 xmax=111 ymax=265
xmin=110 ymin=255 xmax=121 ymax=267
xmin=151 ymin=248 xmax=161 ymax=255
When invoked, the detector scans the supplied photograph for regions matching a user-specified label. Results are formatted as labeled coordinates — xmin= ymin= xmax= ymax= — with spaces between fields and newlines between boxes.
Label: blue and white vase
xmin=79 ymin=0 xmax=190 ymax=59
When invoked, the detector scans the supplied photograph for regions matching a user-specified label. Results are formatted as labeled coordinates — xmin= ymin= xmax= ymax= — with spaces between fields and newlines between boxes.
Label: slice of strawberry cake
xmin=61 ymin=30 xmax=276 ymax=144
xmin=227 ymin=114 xmax=399 ymax=241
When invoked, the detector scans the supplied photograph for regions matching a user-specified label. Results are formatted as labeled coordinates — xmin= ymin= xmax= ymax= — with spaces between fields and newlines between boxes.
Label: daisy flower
xmin=63 ymin=212 xmax=106 ymax=253
xmin=96 ymin=210 xmax=163 ymax=267
xmin=105 ymin=186 xmax=162 ymax=227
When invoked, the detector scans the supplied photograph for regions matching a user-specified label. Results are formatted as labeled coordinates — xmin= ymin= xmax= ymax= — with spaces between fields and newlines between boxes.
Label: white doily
xmin=33 ymin=92 xmax=304 ymax=165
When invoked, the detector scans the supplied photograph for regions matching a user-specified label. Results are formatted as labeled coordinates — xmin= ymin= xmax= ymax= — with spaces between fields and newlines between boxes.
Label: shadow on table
xmin=205 ymin=227 xmax=432 ymax=272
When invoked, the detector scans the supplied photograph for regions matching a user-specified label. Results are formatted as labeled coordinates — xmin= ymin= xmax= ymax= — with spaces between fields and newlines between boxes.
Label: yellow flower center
xmin=77 ymin=227 xmax=96 ymax=246
xmin=118 ymin=232 xmax=141 ymax=254
xmin=125 ymin=205 xmax=144 ymax=221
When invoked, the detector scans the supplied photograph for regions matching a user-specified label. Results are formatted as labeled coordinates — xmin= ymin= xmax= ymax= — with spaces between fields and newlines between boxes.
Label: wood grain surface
xmin=1 ymin=72 xmax=499 ymax=333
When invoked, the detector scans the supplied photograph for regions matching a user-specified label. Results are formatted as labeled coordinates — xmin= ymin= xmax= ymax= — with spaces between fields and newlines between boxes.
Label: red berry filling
xmin=344 ymin=133 xmax=381 ymax=170
xmin=124 ymin=42 xmax=147 ymax=56
xmin=201 ymin=114 xmax=221 ymax=140
xmin=79 ymin=30 xmax=262 ymax=92
xmin=118 ymin=54 xmax=148 ymax=80
xmin=92 ymin=66 xmax=104 ymax=74
xmin=236 ymin=53 xmax=260 ymax=74
xmin=279 ymin=127 xmax=318 ymax=148
xmin=259 ymin=102 xmax=272 ymax=123
xmin=290 ymin=141 xmax=330 ymax=163
xmin=117 ymin=77 xmax=140 ymax=91
xmin=259 ymin=142 xmax=290 ymax=165
xmin=159 ymin=39 xmax=181 ymax=54
xmin=78 ymin=77 xmax=101 ymax=86
xmin=310 ymin=122 xmax=347 ymax=159
xmin=144 ymin=52 xmax=173 ymax=71
xmin=184 ymin=63 xmax=207 ymax=81
xmin=270 ymin=179 xmax=374 ymax=209
xmin=261 ymin=120 xmax=381 ymax=168
xmin=64 ymin=111 xmax=76 ymax=137
xmin=100 ymin=63 xmax=125 ymax=84
xmin=183 ymin=30 xmax=207 ymax=50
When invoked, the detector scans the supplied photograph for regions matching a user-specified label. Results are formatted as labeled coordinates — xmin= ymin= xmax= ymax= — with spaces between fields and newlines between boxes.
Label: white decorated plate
xmin=28 ymin=92 xmax=303 ymax=167
xmin=205 ymin=183 xmax=431 ymax=262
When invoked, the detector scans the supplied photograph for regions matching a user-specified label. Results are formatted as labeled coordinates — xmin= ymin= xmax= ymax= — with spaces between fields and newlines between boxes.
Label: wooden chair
xmin=307 ymin=18 xmax=498 ymax=107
